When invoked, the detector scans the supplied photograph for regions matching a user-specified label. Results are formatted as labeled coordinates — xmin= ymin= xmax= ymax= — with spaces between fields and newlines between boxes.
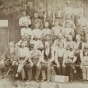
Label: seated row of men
xmin=0 ymin=33 xmax=88 ymax=83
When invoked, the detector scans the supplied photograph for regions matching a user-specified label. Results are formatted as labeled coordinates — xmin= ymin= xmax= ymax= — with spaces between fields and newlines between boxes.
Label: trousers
xmin=41 ymin=61 xmax=56 ymax=81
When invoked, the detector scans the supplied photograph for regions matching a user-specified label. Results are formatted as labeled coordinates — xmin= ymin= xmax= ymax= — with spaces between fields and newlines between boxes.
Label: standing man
xmin=37 ymin=2 xmax=45 ymax=22
xmin=63 ymin=0 xmax=74 ymax=21
xmin=44 ymin=5 xmax=55 ymax=29
xmin=26 ymin=2 xmax=34 ymax=19
xmin=19 ymin=11 xmax=31 ymax=27
xmin=31 ymin=12 xmax=43 ymax=30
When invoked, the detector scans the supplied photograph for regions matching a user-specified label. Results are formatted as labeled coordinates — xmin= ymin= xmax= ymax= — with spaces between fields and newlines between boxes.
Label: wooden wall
xmin=0 ymin=0 xmax=88 ymax=56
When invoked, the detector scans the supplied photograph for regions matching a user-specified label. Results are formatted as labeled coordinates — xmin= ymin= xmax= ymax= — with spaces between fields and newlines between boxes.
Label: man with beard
xmin=0 ymin=41 xmax=18 ymax=79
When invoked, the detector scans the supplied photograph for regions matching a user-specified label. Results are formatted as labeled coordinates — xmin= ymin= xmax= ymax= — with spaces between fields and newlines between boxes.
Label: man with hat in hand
xmin=25 ymin=45 xmax=42 ymax=81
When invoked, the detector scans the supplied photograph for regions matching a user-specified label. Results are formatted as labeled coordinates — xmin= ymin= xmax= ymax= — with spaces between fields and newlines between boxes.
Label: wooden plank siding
xmin=0 ymin=0 xmax=88 ymax=56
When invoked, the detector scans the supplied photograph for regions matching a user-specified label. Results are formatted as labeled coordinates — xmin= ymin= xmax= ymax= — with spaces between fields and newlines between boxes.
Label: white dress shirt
xmin=32 ymin=29 xmax=42 ymax=39
xmin=21 ymin=28 xmax=32 ymax=37
xmin=18 ymin=47 xmax=29 ymax=58
xmin=19 ymin=16 xmax=31 ymax=26
xmin=52 ymin=26 xmax=62 ymax=36
xmin=42 ymin=28 xmax=51 ymax=38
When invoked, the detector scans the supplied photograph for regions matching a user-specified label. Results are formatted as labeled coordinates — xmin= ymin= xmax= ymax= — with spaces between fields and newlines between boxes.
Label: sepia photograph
xmin=0 ymin=0 xmax=88 ymax=88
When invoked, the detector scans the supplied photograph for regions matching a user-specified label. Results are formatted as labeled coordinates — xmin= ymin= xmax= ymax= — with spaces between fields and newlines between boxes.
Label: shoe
xmin=21 ymin=78 xmax=25 ymax=82
xmin=47 ymin=80 xmax=50 ymax=83
xmin=86 ymin=81 xmax=88 ymax=84
xmin=70 ymin=80 xmax=73 ymax=83
xmin=0 ymin=76 xmax=4 ymax=79
xmin=15 ymin=73 xmax=18 ymax=78
xmin=27 ymin=79 xmax=31 ymax=82
xmin=74 ymin=70 xmax=76 ymax=73
xmin=84 ymin=81 xmax=87 ymax=84
xmin=36 ymin=80 xmax=39 ymax=82
xmin=41 ymin=79 xmax=45 ymax=82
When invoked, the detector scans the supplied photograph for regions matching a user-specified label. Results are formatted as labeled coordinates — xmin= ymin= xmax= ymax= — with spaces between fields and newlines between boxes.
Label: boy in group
xmin=42 ymin=22 xmax=51 ymax=42
xmin=62 ymin=22 xmax=74 ymax=40
xmin=31 ymin=12 xmax=43 ymax=30
xmin=32 ymin=22 xmax=42 ymax=40
xmin=52 ymin=19 xmax=62 ymax=43
xmin=21 ymin=22 xmax=32 ymax=39
xmin=63 ymin=0 xmax=74 ymax=21
xmin=63 ymin=14 xmax=75 ymax=29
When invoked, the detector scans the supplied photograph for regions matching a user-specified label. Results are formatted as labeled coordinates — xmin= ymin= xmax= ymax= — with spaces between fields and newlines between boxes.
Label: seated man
xmin=53 ymin=33 xmax=66 ymax=48
xmin=75 ymin=34 xmax=84 ymax=79
xmin=31 ymin=36 xmax=44 ymax=52
xmin=80 ymin=44 xmax=88 ymax=83
xmin=16 ymin=34 xmax=32 ymax=49
xmin=41 ymin=41 xmax=55 ymax=82
xmin=15 ymin=42 xmax=30 ymax=81
xmin=65 ymin=44 xmax=77 ymax=83
xmin=55 ymin=42 xmax=66 ymax=75
xmin=25 ymin=45 xmax=42 ymax=82
xmin=0 ymin=41 xmax=18 ymax=79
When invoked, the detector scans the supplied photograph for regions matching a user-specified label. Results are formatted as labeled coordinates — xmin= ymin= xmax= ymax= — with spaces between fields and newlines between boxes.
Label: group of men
xmin=0 ymin=0 xmax=88 ymax=83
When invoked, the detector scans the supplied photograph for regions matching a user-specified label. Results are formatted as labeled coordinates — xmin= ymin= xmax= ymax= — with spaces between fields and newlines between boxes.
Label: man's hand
xmin=31 ymin=63 xmax=33 ymax=67
xmin=42 ymin=60 xmax=46 ymax=64
xmin=0 ymin=60 xmax=4 ymax=65
xmin=37 ymin=62 xmax=40 ymax=67
xmin=62 ymin=63 xmax=66 ymax=67
xmin=57 ymin=64 xmax=60 ymax=68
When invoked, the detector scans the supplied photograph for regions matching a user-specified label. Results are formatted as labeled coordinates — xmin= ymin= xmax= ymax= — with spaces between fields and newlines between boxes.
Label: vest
xmin=83 ymin=50 xmax=88 ymax=56
xmin=77 ymin=42 xmax=82 ymax=50
xmin=44 ymin=48 xmax=52 ymax=60
xmin=46 ymin=10 xmax=53 ymax=21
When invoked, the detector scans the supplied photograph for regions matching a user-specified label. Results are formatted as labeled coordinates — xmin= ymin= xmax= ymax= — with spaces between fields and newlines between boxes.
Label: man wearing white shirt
xmin=21 ymin=22 xmax=32 ymax=39
xmin=63 ymin=14 xmax=75 ymax=29
xmin=63 ymin=0 xmax=74 ymax=21
xmin=19 ymin=11 xmax=31 ymax=27
xmin=31 ymin=36 xmax=44 ymax=51
xmin=42 ymin=22 xmax=51 ymax=40
xmin=52 ymin=19 xmax=62 ymax=42
xmin=32 ymin=22 xmax=42 ymax=39
xmin=53 ymin=33 xmax=66 ymax=48
xmin=74 ymin=2 xmax=84 ymax=26
xmin=77 ymin=11 xmax=88 ymax=28
xmin=15 ymin=42 xmax=30 ymax=81
xmin=41 ymin=41 xmax=55 ymax=82
xmin=75 ymin=34 xmax=84 ymax=79
xmin=55 ymin=42 xmax=66 ymax=75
